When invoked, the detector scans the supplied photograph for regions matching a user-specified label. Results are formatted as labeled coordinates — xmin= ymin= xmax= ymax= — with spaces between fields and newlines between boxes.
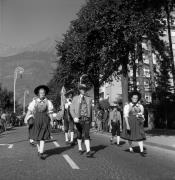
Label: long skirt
xmin=32 ymin=111 xmax=51 ymax=141
xmin=121 ymin=115 xmax=146 ymax=141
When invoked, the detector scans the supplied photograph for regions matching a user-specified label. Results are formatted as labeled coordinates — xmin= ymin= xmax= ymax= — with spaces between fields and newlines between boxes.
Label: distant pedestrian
xmin=108 ymin=107 xmax=113 ymax=133
xmin=10 ymin=112 xmax=16 ymax=127
xmin=103 ymin=109 xmax=109 ymax=132
xmin=96 ymin=108 xmax=103 ymax=132
xmin=25 ymin=85 xmax=54 ymax=160
xmin=110 ymin=106 xmax=122 ymax=146
xmin=121 ymin=91 xmax=146 ymax=157
xmin=1 ymin=111 xmax=7 ymax=131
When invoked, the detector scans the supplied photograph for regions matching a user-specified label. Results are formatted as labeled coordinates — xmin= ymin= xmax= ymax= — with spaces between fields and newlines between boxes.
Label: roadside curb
xmin=144 ymin=142 xmax=175 ymax=152
xmin=91 ymin=130 xmax=175 ymax=152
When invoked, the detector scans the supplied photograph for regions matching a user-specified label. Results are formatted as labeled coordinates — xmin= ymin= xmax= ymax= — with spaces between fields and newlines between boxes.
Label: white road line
xmin=0 ymin=144 xmax=13 ymax=149
xmin=63 ymin=154 xmax=80 ymax=170
xmin=53 ymin=141 xmax=60 ymax=147
xmin=8 ymin=144 xmax=13 ymax=149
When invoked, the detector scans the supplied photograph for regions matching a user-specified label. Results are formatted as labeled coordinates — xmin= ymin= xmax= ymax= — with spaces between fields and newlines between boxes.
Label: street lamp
xmin=14 ymin=66 xmax=24 ymax=113
xmin=23 ymin=89 xmax=29 ymax=115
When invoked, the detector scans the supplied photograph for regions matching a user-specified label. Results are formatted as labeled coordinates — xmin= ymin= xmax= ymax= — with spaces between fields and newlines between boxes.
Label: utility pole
xmin=0 ymin=0 xmax=5 ymax=33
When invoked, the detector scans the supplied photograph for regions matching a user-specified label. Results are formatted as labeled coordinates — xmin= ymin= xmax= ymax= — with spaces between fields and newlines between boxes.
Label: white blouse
xmin=28 ymin=97 xmax=54 ymax=114
xmin=123 ymin=102 xmax=144 ymax=119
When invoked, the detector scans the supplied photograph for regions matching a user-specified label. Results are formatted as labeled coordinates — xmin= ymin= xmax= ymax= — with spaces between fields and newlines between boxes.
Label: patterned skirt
xmin=121 ymin=115 xmax=146 ymax=141
xmin=32 ymin=111 xmax=51 ymax=141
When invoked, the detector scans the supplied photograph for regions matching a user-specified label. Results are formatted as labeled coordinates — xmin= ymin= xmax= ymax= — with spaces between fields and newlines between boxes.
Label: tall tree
xmin=147 ymin=40 xmax=156 ymax=95
xmin=165 ymin=1 xmax=175 ymax=91
xmin=49 ymin=0 xmax=170 ymax=108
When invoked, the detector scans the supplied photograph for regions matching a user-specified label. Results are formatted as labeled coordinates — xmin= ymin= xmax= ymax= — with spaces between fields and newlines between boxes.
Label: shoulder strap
xmin=46 ymin=99 xmax=49 ymax=108
xmin=128 ymin=104 xmax=132 ymax=113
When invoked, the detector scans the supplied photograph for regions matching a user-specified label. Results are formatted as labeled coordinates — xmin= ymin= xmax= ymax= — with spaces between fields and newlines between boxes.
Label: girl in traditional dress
xmin=121 ymin=91 xmax=146 ymax=156
xmin=25 ymin=85 xmax=54 ymax=160
xmin=63 ymin=89 xmax=75 ymax=146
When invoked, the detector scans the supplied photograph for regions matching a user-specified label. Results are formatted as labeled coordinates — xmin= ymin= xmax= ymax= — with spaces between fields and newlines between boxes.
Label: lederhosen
xmin=76 ymin=96 xmax=90 ymax=140
xmin=63 ymin=105 xmax=74 ymax=133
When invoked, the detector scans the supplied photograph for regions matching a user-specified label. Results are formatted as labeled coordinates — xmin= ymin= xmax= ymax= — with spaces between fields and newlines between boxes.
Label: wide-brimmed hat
xmin=65 ymin=89 xmax=74 ymax=97
xmin=34 ymin=85 xmax=49 ymax=95
xmin=129 ymin=91 xmax=142 ymax=101
xmin=78 ymin=83 xmax=89 ymax=91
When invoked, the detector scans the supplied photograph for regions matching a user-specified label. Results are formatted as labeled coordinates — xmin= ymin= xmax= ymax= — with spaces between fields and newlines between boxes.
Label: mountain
xmin=22 ymin=37 xmax=58 ymax=54
xmin=0 ymin=35 xmax=60 ymax=57
xmin=0 ymin=37 xmax=60 ymax=106
xmin=0 ymin=43 xmax=21 ymax=57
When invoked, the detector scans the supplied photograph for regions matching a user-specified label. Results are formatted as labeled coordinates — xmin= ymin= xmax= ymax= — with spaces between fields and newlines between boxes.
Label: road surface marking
xmin=53 ymin=141 xmax=60 ymax=147
xmin=0 ymin=144 xmax=13 ymax=149
xmin=63 ymin=154 xmax=80 ymax=170
xmin=8 ymin=144 xmax=13 ymax=149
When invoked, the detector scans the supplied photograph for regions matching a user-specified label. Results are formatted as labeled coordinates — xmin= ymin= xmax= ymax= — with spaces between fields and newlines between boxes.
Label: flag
xmin=20 ymin=73 xmax=23 ymax=79
xmin=61 ymin=86 xmax=66 ymax=111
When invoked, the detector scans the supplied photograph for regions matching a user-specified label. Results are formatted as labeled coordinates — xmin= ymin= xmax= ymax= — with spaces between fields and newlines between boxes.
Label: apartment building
xmin=100 ymin=11 xmax=175 ymax=105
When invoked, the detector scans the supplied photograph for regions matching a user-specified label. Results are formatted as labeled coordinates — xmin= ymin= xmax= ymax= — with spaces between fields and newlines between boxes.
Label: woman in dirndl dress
xmin=121 ymin=91 xmax=146 ymax=156
xmin=25 ymin=85 xmax=54 ymax=160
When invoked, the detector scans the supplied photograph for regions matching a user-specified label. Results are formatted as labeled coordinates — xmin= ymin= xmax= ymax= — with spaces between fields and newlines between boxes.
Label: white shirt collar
xmin=37 ymin=98 xmax=47 ymax=102
xmin=130 ymin=102 xmax=139 ymax=107
xmin=80 ymin=94 xmax=84 ymax=98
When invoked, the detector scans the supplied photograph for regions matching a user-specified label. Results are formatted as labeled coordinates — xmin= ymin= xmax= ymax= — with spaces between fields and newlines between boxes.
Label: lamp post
xmin=23 ymin=89 xmax=29 ymax=115
xmin=14 ymin=66 xmax=24 ymax=113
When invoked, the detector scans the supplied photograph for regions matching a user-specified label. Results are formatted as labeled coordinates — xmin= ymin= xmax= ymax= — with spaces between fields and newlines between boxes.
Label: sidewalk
xmin=145 ymin=129 xmax=175 ymax=151
xmin=92 ymin=129 xmax=175 ymax=152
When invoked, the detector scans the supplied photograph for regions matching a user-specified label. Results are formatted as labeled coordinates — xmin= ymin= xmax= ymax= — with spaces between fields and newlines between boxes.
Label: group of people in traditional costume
xmin=24 ymin=77 xmax=146 ymax=160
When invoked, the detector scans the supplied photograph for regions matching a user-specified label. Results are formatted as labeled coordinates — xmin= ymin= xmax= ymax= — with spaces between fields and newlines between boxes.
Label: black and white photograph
xmin=0 ymin=0 xmax=175 ymax=179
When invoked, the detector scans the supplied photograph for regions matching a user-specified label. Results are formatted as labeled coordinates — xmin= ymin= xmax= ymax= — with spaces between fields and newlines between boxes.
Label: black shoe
xmin=30 ymin=142 xmax=36 ymax=147
xmin=116 ymin=143 xmax=121 ymax=147
xmin=86 ymin=151 xmax=93 ymax=158
xmin=110 ymin=139 xmax=113 ymax=145
xmin=140 ymin=152 xmax=146 ymax=157
xmin=39 ymin=153 xmax=46 ymax=160
xmin=65 ymin=141 xmax=69 ymax=145
xmin=70 ymin=141 xmax=75 ymax=146
xmin=129 ymin=149 xmax=134 ymax=153
xmin=78 ymin=150 xmax=84 ymax=155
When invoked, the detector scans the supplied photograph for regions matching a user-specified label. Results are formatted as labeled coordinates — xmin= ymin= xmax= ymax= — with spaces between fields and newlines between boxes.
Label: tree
xmin=0 ymin=84 xmax=14 ymax=111
xmin=49 ymin=0 xmax=170 ymax=108
xmin=147 ymin=40 xmax=156 ymax=94
xmin=53 ymin=0 xmax=124 ymax=105
xmin=164 ymin=0 xmax=175 ymax=91
xmin=151 ymin=0 xmax=175 ymax=90
xmin=119 ymin=0 xmax=167 ymax=103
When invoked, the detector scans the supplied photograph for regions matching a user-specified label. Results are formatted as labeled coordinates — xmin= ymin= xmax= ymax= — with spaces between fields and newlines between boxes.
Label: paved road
xmin=0 ymin=127 xmax=175 ymax=180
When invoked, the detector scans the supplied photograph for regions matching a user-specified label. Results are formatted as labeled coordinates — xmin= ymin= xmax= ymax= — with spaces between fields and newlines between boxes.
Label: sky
xmin=0 ymin=0 xmax=85 ymax=48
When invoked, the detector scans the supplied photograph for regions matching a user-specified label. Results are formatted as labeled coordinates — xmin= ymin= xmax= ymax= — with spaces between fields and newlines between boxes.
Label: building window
xmin=144 ymin=80 xmax=150 ymax=89
xmin=99 ymin=92 xmax=104 ymax=99
xmin=171 ymin=30 xmax=175 ymax=37
xmin=144 ymin=69 xmax=150 ymax=77
xmin=172 ymin=43 xmax=175 ymax=50
xmin=145 ymin=94 xmax=152 ymax=103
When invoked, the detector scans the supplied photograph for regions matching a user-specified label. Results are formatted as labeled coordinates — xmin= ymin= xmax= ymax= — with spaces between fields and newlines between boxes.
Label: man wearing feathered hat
xmin=70 ymin=80 xmax=93 ymax=157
